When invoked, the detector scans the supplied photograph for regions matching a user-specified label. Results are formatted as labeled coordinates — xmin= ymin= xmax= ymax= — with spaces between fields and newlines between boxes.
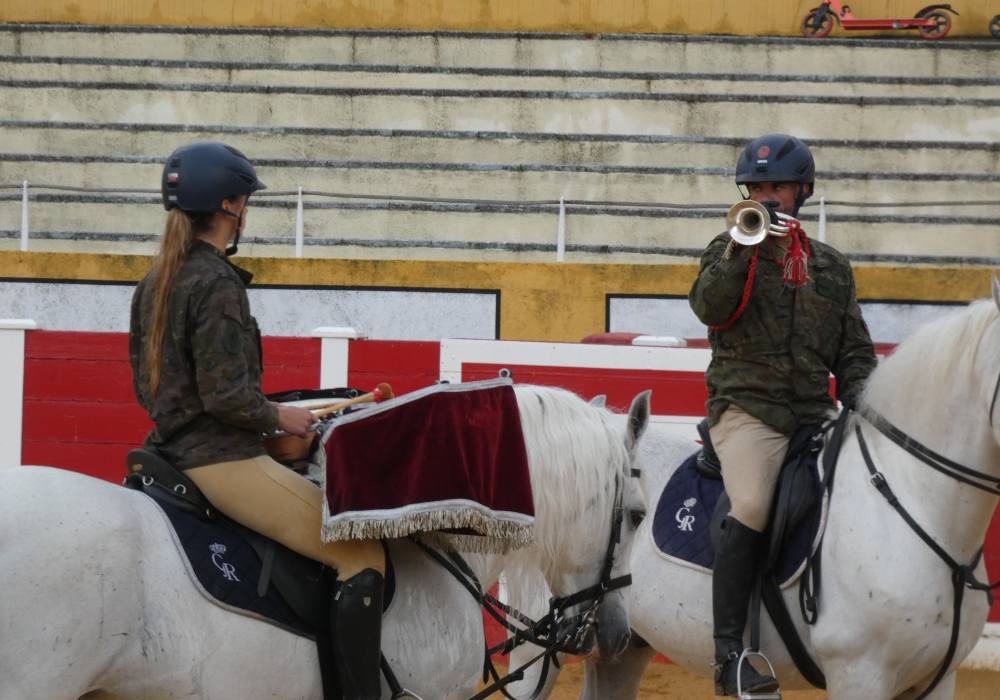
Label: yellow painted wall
xmin=0 ymin=1 xmax=991 ymax=37
xmin=0 ymin=252 xmax=993 ymax=342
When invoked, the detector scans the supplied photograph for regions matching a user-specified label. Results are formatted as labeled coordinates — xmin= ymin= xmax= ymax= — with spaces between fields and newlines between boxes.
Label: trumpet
xmin=726 ymin=200 xmax=800 ymax=246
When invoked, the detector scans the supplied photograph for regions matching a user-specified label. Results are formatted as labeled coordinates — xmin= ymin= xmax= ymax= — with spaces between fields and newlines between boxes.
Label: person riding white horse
xmin=568 ymin=279 xmax=1000 ymax=700
xmin=689 ymin=134 xmax=877 ymax=695
xmin=129 ymin=141 xmax=384 ymax=699
xmin=0 ymin=385 xmax=649 ymax=700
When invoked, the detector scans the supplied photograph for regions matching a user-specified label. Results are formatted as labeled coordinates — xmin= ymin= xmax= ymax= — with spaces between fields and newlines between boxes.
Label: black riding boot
xmin=713 ymin=516 xmax=778 ymax=697
xmin=332 ymin=568 xmax=385 ymax=700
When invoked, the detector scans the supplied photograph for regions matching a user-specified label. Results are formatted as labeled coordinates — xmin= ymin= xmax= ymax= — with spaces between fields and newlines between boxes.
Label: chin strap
xmin=222 ymin=208 xmax=244 ymax=257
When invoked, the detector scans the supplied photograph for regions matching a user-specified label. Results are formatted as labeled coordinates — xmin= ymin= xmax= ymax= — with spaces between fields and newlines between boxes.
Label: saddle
xmin=123 ymin=447 xmax=395 ymax=638
xmin=697 ymin=418 xmax=825 ymax=573
xmin=695 ymin=414 xmax=850 ymax=690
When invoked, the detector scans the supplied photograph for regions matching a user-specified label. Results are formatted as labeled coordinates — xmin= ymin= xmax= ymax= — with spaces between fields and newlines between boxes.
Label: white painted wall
xmin=0 ymin=281 xmax=498 ymax=340
xmin=608 ymin=296 xmax=966 ymax=344
xmin=0 ymin=319 xmax=36 ymax=467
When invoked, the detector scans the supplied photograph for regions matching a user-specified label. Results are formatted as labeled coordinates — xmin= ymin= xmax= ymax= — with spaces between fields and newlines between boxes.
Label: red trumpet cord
xmin=708 ymin=225 xmax=811 ymax=333
xmin=709 ymin=246 xmax=760 ymax=333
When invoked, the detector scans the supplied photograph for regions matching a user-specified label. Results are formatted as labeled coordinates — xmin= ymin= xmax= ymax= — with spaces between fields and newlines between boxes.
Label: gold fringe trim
xmin=322 ymin=507 xmax=534 ymax=554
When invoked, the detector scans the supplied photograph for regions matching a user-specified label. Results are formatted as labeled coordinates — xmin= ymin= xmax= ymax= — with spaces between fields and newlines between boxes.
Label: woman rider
xmin=129 ymin=141 xmax=385 ymax=699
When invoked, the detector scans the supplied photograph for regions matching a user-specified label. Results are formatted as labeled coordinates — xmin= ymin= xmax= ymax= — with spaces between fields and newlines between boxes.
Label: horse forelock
xmin=511 ymin=385 xmax=630 ymax=586
xmin=862 ymin=299 xmax=1000 ymax=417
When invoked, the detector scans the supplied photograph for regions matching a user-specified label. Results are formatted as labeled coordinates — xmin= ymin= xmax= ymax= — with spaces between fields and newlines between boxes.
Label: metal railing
xmin=3 ymin=181 xmax=999 ymax=260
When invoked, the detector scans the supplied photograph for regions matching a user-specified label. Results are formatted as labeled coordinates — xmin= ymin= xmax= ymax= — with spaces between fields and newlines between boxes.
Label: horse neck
xmin=514 ymin=386 xmax=623 ymax=595
xmin=861 ymin=322 xmax=1000 ymax=559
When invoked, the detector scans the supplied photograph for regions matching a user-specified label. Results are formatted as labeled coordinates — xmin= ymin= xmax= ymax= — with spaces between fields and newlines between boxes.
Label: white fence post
xmin=295 ymin=187 xmax=304 ymax=258
xmin=818 ymin=196 xmax=827 ymax=244
xmin=311 ymin=326 xmax=364 ymax=388
xmin=556 ymin=196 xmax=566 ymax=262
xmin=0 ymin=319 xmax=37 ymax=467
xmin=20 ymin=180 xmax=29 ymax=252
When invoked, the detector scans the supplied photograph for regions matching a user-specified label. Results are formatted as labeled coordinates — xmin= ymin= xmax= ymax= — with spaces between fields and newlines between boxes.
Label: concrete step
xmin=2 ymin=25 xmax=999 ymax=78
xmin=3 ymin=157 xmax=997 ymax=207
xmin=3 ymin=123 xmax=999 ymax=177
xmin=2 ymin=82 xmax=997 ymax=142
xmin=2 ymin=196 xmax=996 ymax=265
xmin=1 ymin=57 xmax=996 ymax=100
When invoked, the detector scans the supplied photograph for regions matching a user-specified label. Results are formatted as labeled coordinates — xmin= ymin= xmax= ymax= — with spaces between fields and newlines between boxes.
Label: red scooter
xmin=801 ymin=1 xmax=958 ymax=40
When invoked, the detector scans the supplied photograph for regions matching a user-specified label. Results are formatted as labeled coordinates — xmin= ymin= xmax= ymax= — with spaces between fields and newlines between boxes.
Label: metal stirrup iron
xmin=736 ymin=650 xmax=782 ymax=700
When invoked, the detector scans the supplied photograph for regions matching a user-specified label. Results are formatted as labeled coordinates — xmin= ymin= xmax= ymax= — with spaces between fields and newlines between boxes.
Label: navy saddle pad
xmin=652 ymin=452 xmax=821 ymax=587
xmin=154 ymin=498 xmax=315 ymax=637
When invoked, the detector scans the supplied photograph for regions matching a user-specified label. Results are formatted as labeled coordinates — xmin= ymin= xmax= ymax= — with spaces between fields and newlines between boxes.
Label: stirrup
xmin=736 ymin=649 xmax=781 ymax=700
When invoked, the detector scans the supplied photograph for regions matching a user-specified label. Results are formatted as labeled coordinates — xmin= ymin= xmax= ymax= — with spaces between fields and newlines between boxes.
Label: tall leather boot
xmin=331 ymin=568 xmax=385 ymax=700
xmin=713 ymin=516 xmax=778 ymax=697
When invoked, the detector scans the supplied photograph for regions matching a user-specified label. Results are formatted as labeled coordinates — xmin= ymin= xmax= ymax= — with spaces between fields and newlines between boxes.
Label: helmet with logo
xmin=735 ymin=134 xmax=814 ymax=213
xmin=161 ymin=141 xmax=266 ymax=214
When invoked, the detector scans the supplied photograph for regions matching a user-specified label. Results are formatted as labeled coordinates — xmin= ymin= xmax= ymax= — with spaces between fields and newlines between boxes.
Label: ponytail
xmin=146 ymin=208 xmax=196 ymax=397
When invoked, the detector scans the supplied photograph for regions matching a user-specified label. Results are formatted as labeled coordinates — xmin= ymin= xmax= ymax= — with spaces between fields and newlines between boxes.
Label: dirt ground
xmin=545 ymin=661 xmax=1000 ymax=699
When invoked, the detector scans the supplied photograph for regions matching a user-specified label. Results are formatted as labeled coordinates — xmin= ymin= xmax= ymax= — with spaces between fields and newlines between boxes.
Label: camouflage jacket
xmin=689 ymin=232 xmax=876 ymax=436
xmin=129 ymin=240 xmax=278 ymax=469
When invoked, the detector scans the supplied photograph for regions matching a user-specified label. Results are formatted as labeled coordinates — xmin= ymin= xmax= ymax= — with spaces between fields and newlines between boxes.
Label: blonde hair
xmin=146 ymin=209 xmax=197 ymax=397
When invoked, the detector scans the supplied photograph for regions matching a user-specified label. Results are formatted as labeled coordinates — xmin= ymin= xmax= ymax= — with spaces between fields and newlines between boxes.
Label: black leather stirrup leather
xmin=713 ymin=516 xmax=779 ymax=697
xmin=332 ymin=569 xmax=385 ymax=700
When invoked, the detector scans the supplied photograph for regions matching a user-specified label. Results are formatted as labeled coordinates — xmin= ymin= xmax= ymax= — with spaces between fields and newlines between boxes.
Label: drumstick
xmin=310 ymin=382 xmax=394 ymax=419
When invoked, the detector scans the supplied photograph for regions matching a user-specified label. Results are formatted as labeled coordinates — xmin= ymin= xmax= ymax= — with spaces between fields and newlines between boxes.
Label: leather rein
xmin=855 ymin=403 xmax=1000 ymax=699
xmin=410 ymin=467 xmax=639 ymax=700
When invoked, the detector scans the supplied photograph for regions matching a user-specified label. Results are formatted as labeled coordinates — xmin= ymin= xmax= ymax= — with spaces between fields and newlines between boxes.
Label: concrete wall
xmin=0 ymin=1 xmax=995 ymax=37
xmin=1 ymin=251 xmax=993 ymax=342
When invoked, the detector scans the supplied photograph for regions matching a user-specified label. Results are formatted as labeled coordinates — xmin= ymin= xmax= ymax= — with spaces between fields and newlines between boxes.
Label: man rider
xmin=689 ymin=134 xmax=877 ymax=696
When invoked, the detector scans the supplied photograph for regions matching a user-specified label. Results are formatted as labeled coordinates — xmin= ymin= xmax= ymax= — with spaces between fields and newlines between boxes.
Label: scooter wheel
xmin=917 ymin=10 xmax=951 ymax=40
xmin=801 ymin=9 xmax=834 ymax=38
xmin=990 ymin=14 xmax=1000 ymax=39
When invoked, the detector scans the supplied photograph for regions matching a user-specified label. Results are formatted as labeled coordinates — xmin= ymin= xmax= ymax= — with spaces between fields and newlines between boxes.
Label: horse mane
xmin=862 ymin=299 xmax=999 ymax=413
xmin=506 ymin=384 xmax=631 ymax=587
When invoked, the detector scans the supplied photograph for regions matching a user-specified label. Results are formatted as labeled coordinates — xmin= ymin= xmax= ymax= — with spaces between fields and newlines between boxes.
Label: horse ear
xmin=625 ymin=390 xmax=651 ymax=457
xmin=589 ymin=394 xmax=607 ymax=408
xmin=992 ymin=271 xmax=1000 ymax=311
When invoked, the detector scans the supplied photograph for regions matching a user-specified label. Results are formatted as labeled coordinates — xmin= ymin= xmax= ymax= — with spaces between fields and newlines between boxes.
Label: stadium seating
xmin=1 ymin=24 xmax=997 ymax=264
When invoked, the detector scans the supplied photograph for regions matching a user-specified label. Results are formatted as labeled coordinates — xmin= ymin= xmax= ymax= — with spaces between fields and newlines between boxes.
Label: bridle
xmin=855 ymin=401 xmax=1000 ymax=699
xmin=403 ymin=466 xmax=641 ymax=700
xmin=989 ymin=367 xmax=1000 ymax=430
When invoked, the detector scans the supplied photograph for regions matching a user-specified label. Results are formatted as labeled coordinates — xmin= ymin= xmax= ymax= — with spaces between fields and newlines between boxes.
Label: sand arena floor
xmin=543 ymin=661 xmax=1000 ymax=699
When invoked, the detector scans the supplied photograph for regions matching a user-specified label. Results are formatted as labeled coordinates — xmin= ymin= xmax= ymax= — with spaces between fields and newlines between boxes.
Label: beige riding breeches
xmin=708 ymin=405 xmax=790 ymax=533
xmin=187 ymin=454 xmax=385 ymax=580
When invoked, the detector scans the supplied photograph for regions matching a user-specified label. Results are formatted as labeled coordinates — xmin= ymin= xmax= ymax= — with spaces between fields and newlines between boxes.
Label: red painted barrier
xmin=21 ymin=331 xmax=319 ymax=482
xmin=17 ymin=330 xmax=1000 ymax=623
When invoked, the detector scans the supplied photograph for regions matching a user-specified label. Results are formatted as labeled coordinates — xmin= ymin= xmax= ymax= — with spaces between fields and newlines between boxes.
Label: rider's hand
xmin=275 ymin=404 xmax=315 ymax=437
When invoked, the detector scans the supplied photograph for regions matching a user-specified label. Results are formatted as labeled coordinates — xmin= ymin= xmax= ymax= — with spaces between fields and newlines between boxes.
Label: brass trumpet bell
xmin=726 ymin=200 xmax=772 ymax=246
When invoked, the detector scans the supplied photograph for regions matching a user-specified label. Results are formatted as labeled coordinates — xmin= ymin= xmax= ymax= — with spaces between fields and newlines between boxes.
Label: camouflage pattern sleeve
xmin=128 ymin=281 xmax=150 ymax=411
xmin=832 ymin=272 xmax=877 ymax=409
xmin=689 ymin=233 xmax=754 ymax=327
xmin=190 ymin=278 xmax=279 ymax=434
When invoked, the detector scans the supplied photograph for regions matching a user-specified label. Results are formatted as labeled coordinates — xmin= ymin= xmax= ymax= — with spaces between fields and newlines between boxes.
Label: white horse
xmin=576 ymin=279 xmax=1000 ymax=700
xmin=0 ymin=385 xmax=649 ymax=700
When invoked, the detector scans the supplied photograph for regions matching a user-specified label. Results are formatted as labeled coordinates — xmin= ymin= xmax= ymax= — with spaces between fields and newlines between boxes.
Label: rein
xmin=412 ymin=467 xmax=639 ymax=700
xmin=856 ymin=405 xmax=1000 ymax=699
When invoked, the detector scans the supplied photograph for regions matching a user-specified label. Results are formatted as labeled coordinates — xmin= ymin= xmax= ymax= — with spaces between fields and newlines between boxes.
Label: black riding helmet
xmin=161 ymin=141 xmax=265 ymax=256
xmin=161 ymin=141 xmax=266 ymax=213
xmin=735 ymin=134 xmax=815 ymax=214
